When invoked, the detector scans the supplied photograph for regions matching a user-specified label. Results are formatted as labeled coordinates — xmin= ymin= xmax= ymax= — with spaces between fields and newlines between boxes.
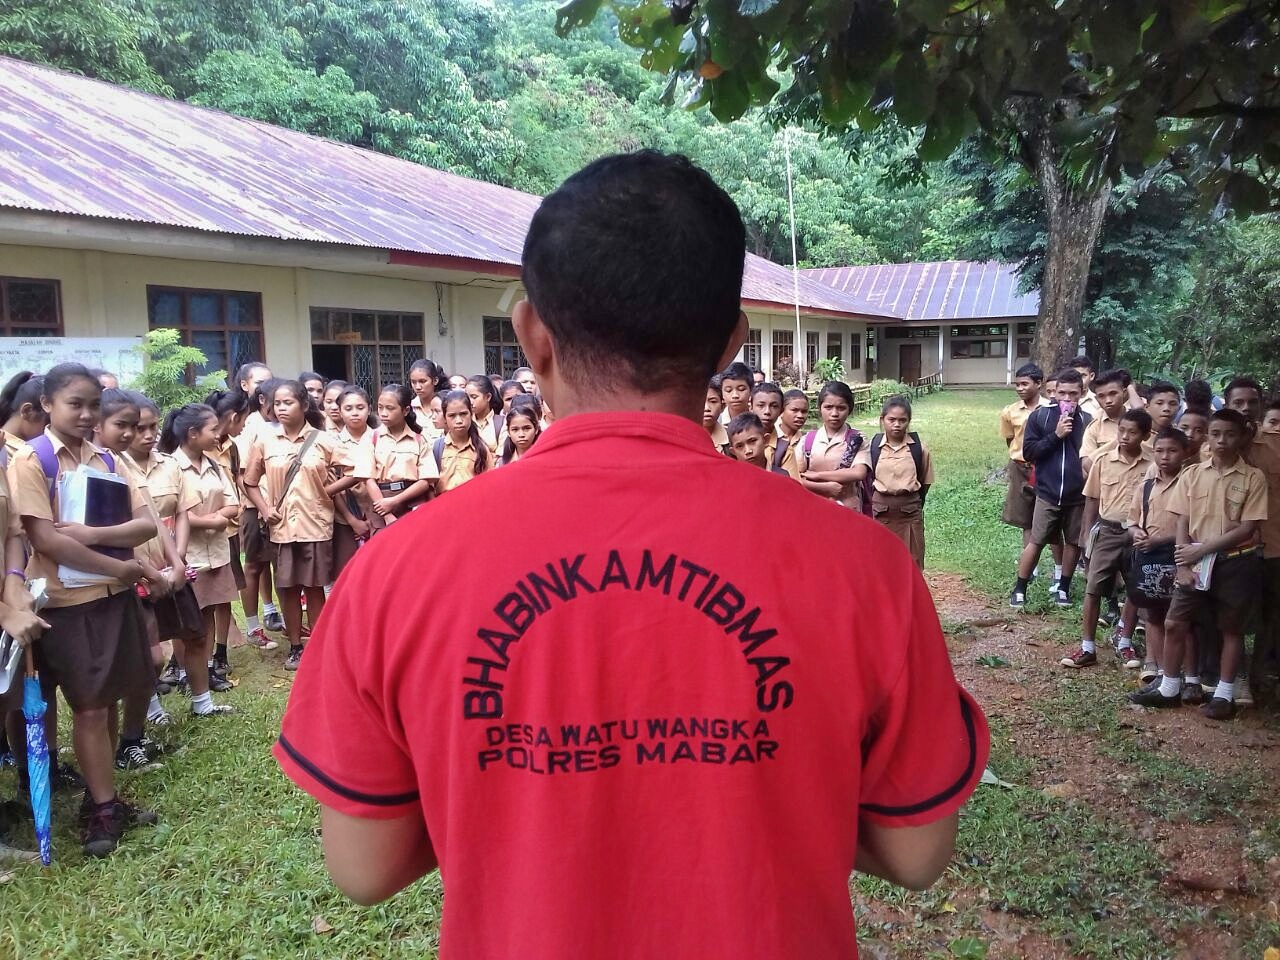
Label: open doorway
xmin=312 ymin=344 xmax=349 ymax=382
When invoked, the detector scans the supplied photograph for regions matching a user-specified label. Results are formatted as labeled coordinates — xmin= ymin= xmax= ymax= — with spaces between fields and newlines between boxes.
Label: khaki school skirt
xmin=192 ymin=564 xmax=240 ymax=609
xmin=272 ymin=541 xmax=333 ymax=589
xmin=36 ymin=591 xmax=152 ymax=712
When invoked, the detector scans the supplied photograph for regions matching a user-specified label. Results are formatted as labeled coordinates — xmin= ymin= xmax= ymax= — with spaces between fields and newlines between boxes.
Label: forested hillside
xmin=2 ymin=0 xmax=1276 ymax=381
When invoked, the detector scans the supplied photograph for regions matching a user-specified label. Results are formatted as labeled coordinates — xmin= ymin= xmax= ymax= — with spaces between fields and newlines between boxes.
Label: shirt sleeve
xmin=351 ymin=440 xmax=377 ymax=481
xmin=1242 ymin=467 xmax=1269 ymax=522
xmin=417 ymin=437 xmax=440 ymax=480
xmin=273 ymin=557 xmax=420 ymax=819
xmin=1083 ymin=458 xmax=1102 ymax=499
xmin=859 ymin=562 xmax=990 ymax=828
xmin=921 ymin=447 xmax=935 ymax=485
xmin=1167 ymin=467 xmax=1192 ymax=517
xmin=852 ymin=446 xmax=871 ymax=469
xmin=9 ymin=450 xmax=53 ymax=521
xmin=177 ymin=469 xmax=203 ymax=513
xmin=998 ymin=407 xmax=1014 ymax=443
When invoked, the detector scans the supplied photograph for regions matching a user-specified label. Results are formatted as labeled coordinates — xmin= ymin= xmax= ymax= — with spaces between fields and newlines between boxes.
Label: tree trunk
xmin=1025 ymin=119 xmax=1112 ymax=375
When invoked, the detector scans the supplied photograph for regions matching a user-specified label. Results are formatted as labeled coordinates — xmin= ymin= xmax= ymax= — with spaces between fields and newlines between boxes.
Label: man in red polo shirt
xmin=275 ymin=151 xmax=989 ymax=958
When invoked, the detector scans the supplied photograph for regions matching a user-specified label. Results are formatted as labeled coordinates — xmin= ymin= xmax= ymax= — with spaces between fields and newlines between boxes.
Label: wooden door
xmin=899 ymin=343 xmax=921 ymax=383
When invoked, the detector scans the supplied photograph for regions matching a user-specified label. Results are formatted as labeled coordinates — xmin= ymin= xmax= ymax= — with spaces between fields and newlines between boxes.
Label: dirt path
xmin=878 ymin=572 xmax=1280 ymax=960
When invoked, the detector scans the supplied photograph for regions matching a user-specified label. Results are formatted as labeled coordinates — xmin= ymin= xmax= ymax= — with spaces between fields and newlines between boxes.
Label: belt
xmin=1098 ymin=519 xmax=1125 ymax=532
xmin=1222 ymin=545 xmax=1261 ymax=559
xmin=377 ymin=481 xmax=411 ymax=493
xmin=875 ymin=489 xmax=919 ymax=498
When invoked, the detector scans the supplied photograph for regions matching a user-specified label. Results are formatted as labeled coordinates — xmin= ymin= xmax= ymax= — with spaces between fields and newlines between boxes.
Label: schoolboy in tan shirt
xmin=775 ymin=389 xmax=807 ymax=479
xmin=750 ymin=382 xmax=798 ymax=479
xmin=1060 ymin=409 xmax=1152 ymax=669
xmin=1132 ymin=409 xmax=1267 ymax=719
xmin=1080 ymin=370 xmax=1130 ymax=472
xmin=999 ymin=363 xmax=1049 ymax=547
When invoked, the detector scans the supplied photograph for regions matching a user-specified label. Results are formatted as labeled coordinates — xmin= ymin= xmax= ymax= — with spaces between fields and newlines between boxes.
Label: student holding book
xmin=330 ymin=385 xmax=375 ymax=580
xmin=358 ymin=384 xmax=438 ymax=527
xmin=9 ymin=363 xmax=158 ymax=857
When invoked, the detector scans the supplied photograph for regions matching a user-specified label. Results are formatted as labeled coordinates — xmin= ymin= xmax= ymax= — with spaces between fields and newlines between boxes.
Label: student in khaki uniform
xmin=1070 ymin=355 xmax=1102 ymax=419
xmin=702 ymin=376 xmax=731 ymax=456
xmin=726 ymin=412 xmax=790 ymax=476
xmin=800 ymin=381 xmax=867 ymax=511
xmin=1144 ymin=381 xmax=1180 ymax=436
xmin=750 ymin=382 xmax=797 ymax=478
xmin=1178 ymin=406 xmax=1212 ymax=463
xmin=329 ymin=385 xmax=376 ymax=580
xmin=776 ymin=389 xmax=808 ymax=479
xmin=499 ymin=396 xmax=543 ymax=466
xmin=236 ymin=366 xmax=284 ymax=642
xmin=1131 ymin=410 xmax=1267 ymax=719
xmin=357 ymin=384 xmax=439 ymax=527
xmin=1125 ymin=428 xmax=1192 ymax=691
xmin=408 ymin=359 xmax=446 ymax=427
xmin=465 ymin=375 xmax=505 ymax=455
xmin=435 ymin=389 xmax=492 ymax=493
xmin=164 ymin=404 xmax=239 ymax=717
xmin=1262 ymin=399 xmax=1280 ymax=437
xmin=10 ymin=363 xmax=158 ymax=857
xmin=0 ymin=371 xmax=48 ymax=459
xmin=999 ymin=363 xmax=1050 ymax=548
xmin=853 ymin=395 xmax=934 ymax=569
xmin=717 ymin=362 xmax=753 ymax=423
xmin=244 ymin=381 xmax=350 ymax=672
xmin=1080 ymin=369 xmax=1130 ymax=472
xmin=321 ymin=380 xmax=347 ymax=434
xmin=1060 ymin=409 xmax=1152 ymax=670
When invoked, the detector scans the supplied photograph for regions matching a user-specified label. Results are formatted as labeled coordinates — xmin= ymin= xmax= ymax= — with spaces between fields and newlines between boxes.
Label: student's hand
xmin=0 ymin=606 xmax=50 ymax=648
xmin=1054 ymin=415 xmax=1073 ymax=438
xmin=115 ymin=559 xmax=148 ymax=585
xmin=209 ymin=514 xmax=229 ymax=532
xmin=53 ymin=521 xmax=100 ymax=545
xmin=141 ymin=562 xmax=172 ymax=599
xmin=262 ymin=507 xmax=283 ymax=525
xmin=371 ymin=496 xmax=396 ymax=517
xmin=1130 ymin=530 xmax=1149 ymax=549
xmin=1175 ymin=542 xmax=1204 ymax=565
xmin=350 ymin=517 xmax=372 ymax=540
xmin=167 ymin=566 xmax=187 ymax=591
xmin=1175 ymin=565 xmax=1196 ymax=588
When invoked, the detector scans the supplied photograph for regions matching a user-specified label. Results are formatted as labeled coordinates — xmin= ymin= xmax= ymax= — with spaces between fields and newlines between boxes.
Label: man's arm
xmin=856 ymin=814 xmax=958 ymax=891
xmin=1021 ymin=410 xmax=1056 ymax=464
xmin=320 ymin=806 xmax=438 ymax=906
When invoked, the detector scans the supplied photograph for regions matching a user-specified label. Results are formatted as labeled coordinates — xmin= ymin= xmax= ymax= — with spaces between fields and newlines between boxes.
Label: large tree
xmin=557 ymin=0 xmax=1280 ymax=373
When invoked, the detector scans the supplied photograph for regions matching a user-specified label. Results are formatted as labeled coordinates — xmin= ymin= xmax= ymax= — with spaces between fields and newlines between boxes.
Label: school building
xmin=0 ymin=57 xmax=903 ymax=393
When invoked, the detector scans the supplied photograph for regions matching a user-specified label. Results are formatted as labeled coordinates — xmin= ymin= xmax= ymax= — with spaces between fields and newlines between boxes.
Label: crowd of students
xmin=0 ymin=357 xmax=548 ymax=858
xmin=998 ymin=356 xmax=1278 ymax=722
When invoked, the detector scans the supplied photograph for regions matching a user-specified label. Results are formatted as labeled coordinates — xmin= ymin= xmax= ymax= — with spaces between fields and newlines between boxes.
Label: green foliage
xmin=812 ymin=357 xmax=844 ymax=384
xmin=865 ymin=379 xmax=914 ymax=409
xmin=0 ymin=0 xmax=170 ymax=93
xmin=128 ymin=328 xmax=224 ymax=412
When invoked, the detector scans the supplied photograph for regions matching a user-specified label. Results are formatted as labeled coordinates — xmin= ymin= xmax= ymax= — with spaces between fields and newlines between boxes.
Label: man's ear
xmin=714 ymin=311 xmax=750 ymax=372
xmin=512 ymin=300 xmax=553 ymax=379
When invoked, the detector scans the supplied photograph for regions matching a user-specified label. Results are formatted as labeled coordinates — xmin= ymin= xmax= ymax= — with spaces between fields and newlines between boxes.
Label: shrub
xmin=772 ymin=354 xmax=802 ymax=387
xmin=866 ymin=379 xmax=914 ymax=408
xmin=812 ymin=357 xmax=845 ymax=383
xmin=128 ymin=328 xmax=225 ymax=412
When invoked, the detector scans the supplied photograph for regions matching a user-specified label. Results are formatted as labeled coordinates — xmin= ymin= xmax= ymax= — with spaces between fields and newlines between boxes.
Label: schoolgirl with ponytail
xmin=357 ymin=383 xmax=437 ymax=526
xmin=327 ymin=385 xmax=376 ymax=579
xmin=0 ymin=371 xmax=48 ymax=461
xmin=435 ymin=389 xmax=491 ymax=493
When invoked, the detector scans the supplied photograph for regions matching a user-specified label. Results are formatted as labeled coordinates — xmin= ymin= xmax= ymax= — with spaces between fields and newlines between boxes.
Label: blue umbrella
xmin=23 ymin=648 xmax=51 ymax=865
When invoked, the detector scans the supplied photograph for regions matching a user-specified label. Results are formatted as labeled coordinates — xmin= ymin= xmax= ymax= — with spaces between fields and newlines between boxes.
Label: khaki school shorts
xmin=1167 ymin=552 xmax=1262 ymax=635
xmin=1030 ymin=498 xmax=1084 ymax=547
xmin=1085 ymin=522 xmax=1130 ymax=596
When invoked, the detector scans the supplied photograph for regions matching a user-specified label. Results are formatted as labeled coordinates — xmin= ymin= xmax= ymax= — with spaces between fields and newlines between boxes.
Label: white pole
xmin=784 ymin=129 xmax=803 ymax=383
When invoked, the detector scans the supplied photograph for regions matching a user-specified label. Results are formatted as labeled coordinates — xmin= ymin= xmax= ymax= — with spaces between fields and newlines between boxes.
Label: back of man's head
xmin=521 ymin=151 xmax=746 ymax=391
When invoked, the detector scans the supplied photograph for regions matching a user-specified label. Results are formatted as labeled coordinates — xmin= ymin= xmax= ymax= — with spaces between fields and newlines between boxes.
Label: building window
xmin=951 ymin=338 xmax=1008 ymax=360
xmin=742 ymin=328 xmax=762 ymax=370
xmin=310 ymin=308 xmax=425 ymax=395
xmin=483 ymin=316 xmax=527 ymax=378
xmin=826 ymin=331 xmax=843 ymax=363
xmin=0 ymin=278 xmax=62 ymax=335
xmin=850 ymin=334 xmax=862 ymax=369
xmin=1017 ymin=338 xmax=1033 ymax=358
xmin=805 ymin=331 xmax=820 ymax=375
xmin=148 ymin=286 xmax=263 ymax=382
xmin=771 ymin=329 xmax=794 ymax=376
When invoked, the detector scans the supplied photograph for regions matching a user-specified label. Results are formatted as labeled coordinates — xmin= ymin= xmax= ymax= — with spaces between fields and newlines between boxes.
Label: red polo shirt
xmin=275 ymin=411 xmax=988 ymax=960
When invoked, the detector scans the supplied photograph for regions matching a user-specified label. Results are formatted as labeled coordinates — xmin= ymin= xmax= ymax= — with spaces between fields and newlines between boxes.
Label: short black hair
xmin=1055 ymin=368 xmax=1084 ymax=387
xmin=1069 ymin=355 xmax=1096 ymax=372
xmin=707 ymin=374 xmax=724 ymax=394
xmin=1181 ymin=404 xmax=1211 ymax=421
xmin=726 ymin=412 xmax=764 ymax=440
xmin=521 ymin=151 xmax=746 ymax=390
xmin=1154 ymin=426 xmax=1190 ymax=450
xmin=750 ymin=381 xmax=784 ymax=402
xmin=1094 ymin=368 xmax=1131 ymax=390
xmin=1224 ymin=376 xmax=1262 ymax=404
xmin=782 ymin=389 xmax=807 ymax=406
xmin=1183 ymin=379 xmax=1213 ymax=407
xmin=298 ymin=370 xmax=324 ymax=385
xmin=1147 ymin=380 xmax=1179 ymax=401
xmin=1210 ymin=408 xmax=1248 ymax=433
xmin=1120 ymin=408 xmax=1152 ymax=436
xmin=1267 ymin=397 xmax=1280 ymax=412
xmin=881 ymin=394 xmax=912 ymax=418
xmin=720 ymin=361 xmax=753 ymax=386
xmin=1014 ymin=362 xmax=1043 ymax=383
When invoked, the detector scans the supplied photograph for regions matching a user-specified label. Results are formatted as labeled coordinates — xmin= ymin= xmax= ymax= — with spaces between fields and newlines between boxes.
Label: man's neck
xmin=1211 ymin=451 xmax=1240 ymax=470
xmin=545 ymin=387 xmax=705 ymax=424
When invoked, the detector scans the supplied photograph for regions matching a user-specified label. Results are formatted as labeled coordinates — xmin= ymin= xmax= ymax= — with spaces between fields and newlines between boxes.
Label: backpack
xmin=433 ymin=436 xmax=446 ymax=470
xmin=29 ymin=433 xmax=116 ymax=498
xmin=772 ymin=436 xmax=790 ymax=472
xmin=869 ymin=432 xmax=928 ymax=503
xmin=802 ymin=429 xmax=874 ymax=516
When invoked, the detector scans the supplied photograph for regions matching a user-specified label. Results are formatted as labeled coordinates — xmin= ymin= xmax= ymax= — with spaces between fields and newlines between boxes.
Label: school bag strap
xmin=273 ymin=429 xmax=320 ymax=512
xmin=773 ymin=436 xmax=789 ymax=471
xmin=28 ymin=433 xmax=116 ymax=501
xmin=1140 ymin=476 xmax=1155 ymax=530
xmin=802 ymin=430 xmax=816 ymax=469
xmin=869 ymin=431 xmax=927 ymax=502
xmin=433 ymin=436 xmax=446 ymax=470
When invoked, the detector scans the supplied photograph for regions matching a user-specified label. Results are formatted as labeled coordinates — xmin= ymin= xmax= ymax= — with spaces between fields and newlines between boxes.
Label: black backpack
xmin=869 ymin=432 xmax=928 ymax=503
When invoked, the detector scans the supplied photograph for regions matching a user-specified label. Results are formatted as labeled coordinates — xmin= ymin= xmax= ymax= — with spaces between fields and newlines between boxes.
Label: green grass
xmin=3 ymin=388 xmax=1277 ymax=959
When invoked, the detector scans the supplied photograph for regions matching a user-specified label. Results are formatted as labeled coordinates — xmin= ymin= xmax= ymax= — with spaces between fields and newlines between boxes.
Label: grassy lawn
xmin=2 ymin=388 xmax=1276 ymax=959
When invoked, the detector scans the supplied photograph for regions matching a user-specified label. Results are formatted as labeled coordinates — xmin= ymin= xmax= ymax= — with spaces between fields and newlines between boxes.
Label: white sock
xmin=1054 ymin=564 xmax=1063 ymax=579
xmin=1032 ymin=565 xmax=1040 ymax=578
xmin=245 ymin=614 xmax=260 ymax=633
xmin=324 ymin=584 xmax=332 ymax=598
xmin=1186 ymin=674 xmax=1200 ymax=688
xmin=263 ymin=602 xmax=279 ymax=617
xmin=1214 ymin=680 xmax=1234 ymax=702
xmin=191 ymin=691 xmax=214 ymax=715
xmin=1116 ymin=633 xmax=1132 ymax=649
xmin=146 ymin=694 xmax=164 ymax=721
xmin=1081 ymin=639 xmax=1096 ymax=654
xmin=1158 ymin=675 xmax=1182 ymax=697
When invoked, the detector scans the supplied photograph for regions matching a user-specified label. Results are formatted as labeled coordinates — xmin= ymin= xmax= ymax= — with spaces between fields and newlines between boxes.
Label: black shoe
xmin=82 ymin=799 xmax=125 ymax=858
xmin=208 ymin=668 xmax=234 ymax=693
xmin=1182 ymin=684 xmax=1207 ymax=706
xmin=159 ymin=658 xmax=181 ymax=687
xmin=1128 ymin=687 xmax=1182 ymax=708
xmin=114 ymin=742 xmax=154 ymax=771
xmin=155 ymin=678 xmax=172 ymax=696
xmin=211 ymin=657 xmax=229 ymax=680
xmin=284 ymin=647 xmax=303 ymax=671
xmin=1200 ymin=697 xmax=1236 ymax=721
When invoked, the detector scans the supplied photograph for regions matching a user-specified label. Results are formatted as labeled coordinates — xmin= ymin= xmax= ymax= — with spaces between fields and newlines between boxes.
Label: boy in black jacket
xmin=1010 ymin=368 xmax=1093 ymax=609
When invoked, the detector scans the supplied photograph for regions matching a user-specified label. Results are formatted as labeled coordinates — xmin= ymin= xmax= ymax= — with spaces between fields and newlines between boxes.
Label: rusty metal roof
xmin=803 ymin=261 xmax=1039 ymax=322
xmin=0 ymin=56 xmax=891 ymax=320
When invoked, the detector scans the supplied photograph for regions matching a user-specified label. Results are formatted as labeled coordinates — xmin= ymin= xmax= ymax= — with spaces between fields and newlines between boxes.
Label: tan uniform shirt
xmin=355 ymin=427 xmax=440 ymax=484
xmin=707 ymin=423 xmax=730 ymax=453
xmin=1126 ymin=471 xmax=1182 ymax=543
xmin=1167 ymin=458 xmax=1269 ymax=548
xmin=1080 ymin=391 xmax=1103 ymax=420
xmin=1246 ymin=433 xmax=1280 ymax=559
xmin=175 ymin=448 xmax=238 ymax=571
xmin=331 ymin=427 xmax=373 ymax=527
xmin=998 ymin=398 xmax=1049 ymax=463
xmin=1083 ymin=445 xmax=1152 ymax=522
xmin=474 ymin=413 xmax=501 ymax=454
xmin=119 ymin=450 xmax=192 ymax=571
xmin=805 ymin=427 xmax=861 ymax=510
xmin=1081 ymin=413 xmax=1120 ymax=463
xmin=438 ymin=435 xmax=489 ymax=492
xmin=246 ymin=429 xmax=346 ymax=544
xmin=9 ymin=430 xmax=147 ymax=608
xmin=209 ymin=438 xmax=243 ymax=534
xmin=854 ymin=436 xmax=935 ymax=494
